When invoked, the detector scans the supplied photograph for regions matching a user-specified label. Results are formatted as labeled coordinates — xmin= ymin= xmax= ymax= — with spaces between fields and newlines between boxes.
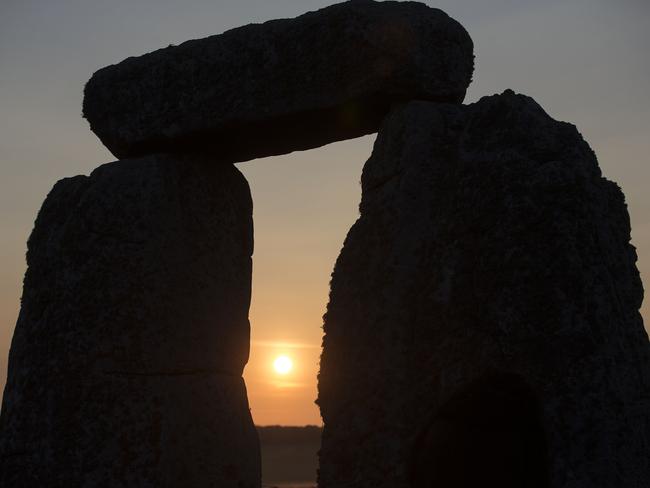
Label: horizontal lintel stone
xmin=83 ymin=0 xmax=474 ymax=162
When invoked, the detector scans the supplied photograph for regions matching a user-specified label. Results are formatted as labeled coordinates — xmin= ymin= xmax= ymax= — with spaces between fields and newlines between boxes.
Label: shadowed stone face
xmin=83 ymin=0 xmax=474 ymax=162
xmin=0 ymin=154 xmax=260 ymax=487
xmin=409 ymin=373 xmax=548 ymax=488
xmin=318 ymin=91 xmax=650 ymax=488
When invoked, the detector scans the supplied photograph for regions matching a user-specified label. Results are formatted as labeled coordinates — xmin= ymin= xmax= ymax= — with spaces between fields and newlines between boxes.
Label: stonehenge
xmin=0 ymin=155 xmax=259 ymax=487
xmin=1 ymin=1 xmax=649 ymax=487
xmin=82 ymin=0 xmax=473 ymax=162
xmin=317 ymin=92 xmax=650 ymax=487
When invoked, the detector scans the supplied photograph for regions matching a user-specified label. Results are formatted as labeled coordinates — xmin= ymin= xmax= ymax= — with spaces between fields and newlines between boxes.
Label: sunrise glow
xmin=273 ymin=355 xmax=293 ymax=375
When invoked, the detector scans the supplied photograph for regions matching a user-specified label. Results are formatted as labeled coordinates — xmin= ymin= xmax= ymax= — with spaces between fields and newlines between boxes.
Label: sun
xmin=273 ymin=355 xmax=293 ymax=375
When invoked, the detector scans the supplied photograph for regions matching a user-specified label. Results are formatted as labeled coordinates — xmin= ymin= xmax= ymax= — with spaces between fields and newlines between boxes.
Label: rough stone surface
xmin=83 ymin=0 xmax=473 ymax=162
xmin=318 ymin=91 xmax=650 ymax=488
xmin=0 ymin=154 xmax=260 ymax=487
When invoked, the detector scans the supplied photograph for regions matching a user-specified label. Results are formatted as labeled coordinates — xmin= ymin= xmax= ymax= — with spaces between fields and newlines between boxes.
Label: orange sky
xmin=239 ymin=138 xmax=372 ymax=425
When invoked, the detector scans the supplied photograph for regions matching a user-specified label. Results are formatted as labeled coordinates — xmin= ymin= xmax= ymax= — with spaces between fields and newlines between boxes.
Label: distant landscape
xmin=257 ymin=425 xmax=322 ymax=488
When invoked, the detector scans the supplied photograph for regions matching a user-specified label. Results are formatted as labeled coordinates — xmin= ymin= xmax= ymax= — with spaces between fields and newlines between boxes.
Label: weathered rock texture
xmin=0 ymin=154 xmax=260 ymax=487
xmin=318 ymin=91 xmax=650 ymax=488
xmin=83 ymin=0 xmax=473 ymax=162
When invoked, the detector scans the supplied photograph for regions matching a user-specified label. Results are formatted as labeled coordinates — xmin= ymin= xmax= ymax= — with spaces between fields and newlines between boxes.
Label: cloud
xmin=252 ymin=340 xmax=320 ymax=350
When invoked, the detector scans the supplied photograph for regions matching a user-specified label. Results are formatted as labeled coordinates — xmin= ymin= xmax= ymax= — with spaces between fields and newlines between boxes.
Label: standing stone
xmin=318 ymin=91 xmax=650 ymax=488
xmin=83 ymin=0 xmax=473 ymax=162
xmin=0 ymin=154 xmax=260 ymax=487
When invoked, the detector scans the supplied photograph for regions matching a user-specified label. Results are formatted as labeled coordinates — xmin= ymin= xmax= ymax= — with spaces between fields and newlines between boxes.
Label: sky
xmin=0 ymin=0 xmax=649 ymax=426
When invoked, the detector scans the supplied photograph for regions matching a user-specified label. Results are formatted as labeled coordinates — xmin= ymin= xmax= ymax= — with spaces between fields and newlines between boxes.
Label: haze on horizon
xmin=1 ymin=0 xmax=649 ymax=426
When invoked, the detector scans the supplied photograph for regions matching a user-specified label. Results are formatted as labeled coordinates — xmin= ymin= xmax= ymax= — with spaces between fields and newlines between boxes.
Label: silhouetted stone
xmin=318 ymin=91 xmax=650 ymax=488
xmin=0 ymin=154 xmax=260 ymax=487
xmin=83 ymin=0 xmax=473 ymax=161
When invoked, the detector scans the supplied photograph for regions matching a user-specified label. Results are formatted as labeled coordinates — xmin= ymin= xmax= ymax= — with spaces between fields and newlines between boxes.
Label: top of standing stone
xmin=83 ymin=0 xmax=474 ymax=162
